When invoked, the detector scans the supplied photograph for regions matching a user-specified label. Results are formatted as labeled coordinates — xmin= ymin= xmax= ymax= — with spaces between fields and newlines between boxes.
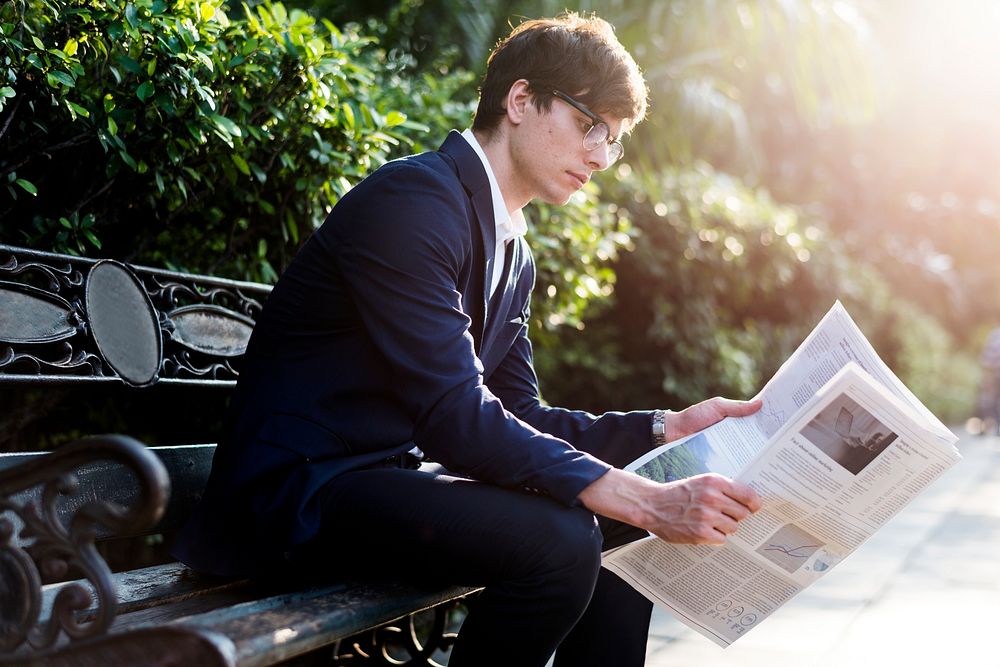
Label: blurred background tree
xmin=2 ymin=0 xmax=988 ymax=449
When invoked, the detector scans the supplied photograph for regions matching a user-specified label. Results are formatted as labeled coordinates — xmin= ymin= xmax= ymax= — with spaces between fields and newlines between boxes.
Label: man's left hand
xmin=665 ymin=397 xmax=762 ymax=442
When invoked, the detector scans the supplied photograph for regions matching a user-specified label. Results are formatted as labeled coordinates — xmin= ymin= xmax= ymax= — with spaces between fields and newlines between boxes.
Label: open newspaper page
xmin=750 ymin=301 xmax=953 ymax=447
xmin=603 ymin=363 xmax=960 ymax=647
xmin=604 ymin=310 xmax=961 ymax=646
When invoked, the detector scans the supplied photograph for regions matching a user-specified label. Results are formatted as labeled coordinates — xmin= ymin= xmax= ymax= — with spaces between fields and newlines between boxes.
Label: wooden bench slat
xmin=41 ymin=562 xmax=251 ymax=625
xmin=41 ymin=561 xmax=478 ymax=666
xmin=162 ymin=582 xmax=477 ymax=667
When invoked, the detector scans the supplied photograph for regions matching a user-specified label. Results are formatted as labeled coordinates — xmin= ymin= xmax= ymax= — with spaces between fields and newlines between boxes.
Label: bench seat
xmin=28 ymin=562 xmax=476 ymax=666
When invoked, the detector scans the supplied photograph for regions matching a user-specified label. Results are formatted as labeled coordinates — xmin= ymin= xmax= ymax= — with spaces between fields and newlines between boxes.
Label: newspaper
xmin=602 ymin=302 xmax=961 ymax=647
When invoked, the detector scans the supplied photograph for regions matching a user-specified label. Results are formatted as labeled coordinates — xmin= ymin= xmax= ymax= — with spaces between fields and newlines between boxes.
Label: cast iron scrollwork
xmin=0 ymin=249 xmax=85 ymax=294
xmin=0 ymin=244 xmax=271 ymax=386
xmin=333 ymin=597 xmax=471 ymax=666
xmin=144 ymin=274 xmax=268 ymax=382
xmin=0 ymin=435 xmax=169 ymax=655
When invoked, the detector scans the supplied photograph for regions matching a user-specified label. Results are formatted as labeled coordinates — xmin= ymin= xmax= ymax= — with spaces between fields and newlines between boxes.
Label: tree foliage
xmin=1 ymin=0 xmax=450 ymax=280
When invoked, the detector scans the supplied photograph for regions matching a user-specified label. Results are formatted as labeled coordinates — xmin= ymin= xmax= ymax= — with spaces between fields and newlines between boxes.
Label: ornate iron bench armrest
xmin=0 ymin=435 xmax=169 ymax=655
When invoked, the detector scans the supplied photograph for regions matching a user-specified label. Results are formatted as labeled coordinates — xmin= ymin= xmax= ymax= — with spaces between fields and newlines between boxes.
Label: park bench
xmin=0 ymin=243 xmax=477 ymax=666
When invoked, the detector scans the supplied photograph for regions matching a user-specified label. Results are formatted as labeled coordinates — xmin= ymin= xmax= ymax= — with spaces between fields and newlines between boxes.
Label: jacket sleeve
xmin=485 ymin=261 xmax=656 ymax=469
xmin=326 ymin=160 xmax=610 ymax=505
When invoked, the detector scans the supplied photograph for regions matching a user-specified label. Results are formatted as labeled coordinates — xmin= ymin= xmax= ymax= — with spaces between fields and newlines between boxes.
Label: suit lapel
xmin=481 ymin=239 xmax=519 ymax=352
xmin=438 ymin=131 xmax=498 ymax=353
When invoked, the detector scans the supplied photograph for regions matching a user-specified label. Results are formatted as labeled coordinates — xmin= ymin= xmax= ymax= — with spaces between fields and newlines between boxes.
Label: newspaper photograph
xmin=602 ymin=304 xmax=961 ymax=647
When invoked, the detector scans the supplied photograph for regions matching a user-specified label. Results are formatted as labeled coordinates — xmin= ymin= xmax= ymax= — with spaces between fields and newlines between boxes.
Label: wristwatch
xmin=652 ymin=409 xmax=668 ymax=447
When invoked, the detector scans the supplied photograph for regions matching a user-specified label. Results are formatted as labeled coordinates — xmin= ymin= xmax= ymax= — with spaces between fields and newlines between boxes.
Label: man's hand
xmin=578 ymin=468 xmax=761 ymax=546
xmin=577 ymin=396 xmax=763 ymax=545
xmin=665 ymin=396 xmax=762 ymax=442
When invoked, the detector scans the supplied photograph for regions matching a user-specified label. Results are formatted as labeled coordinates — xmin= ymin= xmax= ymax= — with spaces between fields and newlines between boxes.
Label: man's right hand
xmin=577 ymin=468 xmax=761 ymax=545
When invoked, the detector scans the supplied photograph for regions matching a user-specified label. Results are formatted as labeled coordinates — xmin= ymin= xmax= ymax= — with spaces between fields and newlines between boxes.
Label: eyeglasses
xmin=551 ymin=90 xmax=624 ymax=164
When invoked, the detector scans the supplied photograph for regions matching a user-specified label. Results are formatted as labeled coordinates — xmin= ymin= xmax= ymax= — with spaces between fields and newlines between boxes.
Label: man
xmin=174 ymin=13 xmax=762 ymax=666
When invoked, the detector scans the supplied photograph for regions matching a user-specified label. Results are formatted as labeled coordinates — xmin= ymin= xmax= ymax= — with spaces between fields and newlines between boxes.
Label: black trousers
xmin=298 ymin=466 xmax=653 ymax=667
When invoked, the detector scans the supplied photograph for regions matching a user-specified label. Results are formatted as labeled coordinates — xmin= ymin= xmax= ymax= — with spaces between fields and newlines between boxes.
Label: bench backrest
xmin=0 ymin=243 xmax=271 ymax=388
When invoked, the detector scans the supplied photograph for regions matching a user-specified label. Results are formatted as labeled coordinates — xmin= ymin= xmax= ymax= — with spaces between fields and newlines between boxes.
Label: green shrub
xmin=0 ymin=0 xmax=432 ymax=279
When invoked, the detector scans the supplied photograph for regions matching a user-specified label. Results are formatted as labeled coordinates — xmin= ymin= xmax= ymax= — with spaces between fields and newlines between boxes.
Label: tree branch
xmin=1 ymin=132 xmax=92 ymax=177
xmin=0 ymin=95 xmax=24 ymax=142
xmin=71 ymin=176 xmax=116 ymax=216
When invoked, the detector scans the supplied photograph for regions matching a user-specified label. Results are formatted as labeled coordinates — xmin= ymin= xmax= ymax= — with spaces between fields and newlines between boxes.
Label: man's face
xmin=507 ymin=88 xmax=625 ymax=207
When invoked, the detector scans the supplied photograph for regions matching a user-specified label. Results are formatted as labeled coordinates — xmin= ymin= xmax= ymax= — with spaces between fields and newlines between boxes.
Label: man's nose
xmin=586 ymin=142 xmax=611 ymax=171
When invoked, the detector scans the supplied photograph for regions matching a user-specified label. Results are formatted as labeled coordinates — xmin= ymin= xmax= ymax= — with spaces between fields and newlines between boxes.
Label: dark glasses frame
xmin=551 ymin=90 xmax=624 ymax=163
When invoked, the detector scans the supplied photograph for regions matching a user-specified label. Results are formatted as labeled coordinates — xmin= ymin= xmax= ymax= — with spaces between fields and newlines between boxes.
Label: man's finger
xmin=723 ymin=480 xmax=762 ymax=513
xmin=714 ymin=397 xmax=762 ymax=417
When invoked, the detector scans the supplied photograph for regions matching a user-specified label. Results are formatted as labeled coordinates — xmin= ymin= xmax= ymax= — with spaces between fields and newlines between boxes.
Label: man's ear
xmin=505 ymin=79 xmax=533 ymax=126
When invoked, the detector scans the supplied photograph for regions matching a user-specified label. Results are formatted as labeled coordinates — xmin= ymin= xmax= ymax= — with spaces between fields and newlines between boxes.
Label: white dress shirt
xmin=461 ymin=129 xmax=527 ymax=296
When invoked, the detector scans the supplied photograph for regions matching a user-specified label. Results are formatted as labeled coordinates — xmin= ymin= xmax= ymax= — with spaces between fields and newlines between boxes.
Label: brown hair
xmin=472 ymin=13 xmax=648 ymax=138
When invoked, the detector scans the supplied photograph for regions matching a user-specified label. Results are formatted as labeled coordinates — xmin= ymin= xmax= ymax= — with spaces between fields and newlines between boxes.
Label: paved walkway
xmin=644 ymin=428 xmax=1000 ymax=667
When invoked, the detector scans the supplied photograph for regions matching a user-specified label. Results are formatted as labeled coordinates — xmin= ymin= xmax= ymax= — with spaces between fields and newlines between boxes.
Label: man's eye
xmin=579 ymin=120 xmax=592 ymax=133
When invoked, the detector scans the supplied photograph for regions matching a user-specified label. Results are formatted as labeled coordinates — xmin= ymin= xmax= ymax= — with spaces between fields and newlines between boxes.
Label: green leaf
xmin=125 ymin=3 xmax=139 ymax=29
xmin=117 ymin=54 xmax=142 ymax=74
xmin=64 ymin=38 xmax=79 ymax=57
xmin=84 ymin=230 xmax=102 ymax=249
xmin=15 ymin=179 xmax=37 ymax=196
xmin=384 ymin=111 xmax=406 ymax=127
xmin=107 ymin=116 xmax=118 ymax=135
xmin=60 ymin=217 xmax=73 ymax=229
xmin=285 ymin=214 xmax=299 ymax=244
xmin=119 ymin=149 xmax=138 ymax=170
xmin=199 ymin=2 xmax=215 ymax=21
xmin=32 ymin=35 xmax=45 ymax=50
xmin=186 ymin=121 xmax=206 ymax=143
xmin=25 ymin=53 xmax=45 ymax=71
xmin=0 ymin=87 xmax=14 ymax=99
xmin=46 ymin=71 xmax=75 ymax=88
xmin=136 ymin=81 xmax=155 ymax=102
xmin=341 ymin=103 xmax=355 ymax=130
xmin=209 ymin=114 xmax=241 ymax=138
xmin=66 ymin=100 xmax=90 ymax=118
xmin=230 ymin=153 xmax=250 ymax=176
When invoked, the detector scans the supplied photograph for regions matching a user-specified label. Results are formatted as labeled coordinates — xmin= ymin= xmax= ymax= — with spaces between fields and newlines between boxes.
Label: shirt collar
xmin=461 ymin=128 xmax=527 ymax=245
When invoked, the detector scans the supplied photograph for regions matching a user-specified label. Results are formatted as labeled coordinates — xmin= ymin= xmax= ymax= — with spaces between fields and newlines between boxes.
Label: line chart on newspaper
xmin=602 ymin=301 xmax=961 ymax=647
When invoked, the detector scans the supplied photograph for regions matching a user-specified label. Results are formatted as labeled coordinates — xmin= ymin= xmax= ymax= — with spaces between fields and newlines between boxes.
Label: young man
xmin=174 ymin=13 xmax=762 ymax=666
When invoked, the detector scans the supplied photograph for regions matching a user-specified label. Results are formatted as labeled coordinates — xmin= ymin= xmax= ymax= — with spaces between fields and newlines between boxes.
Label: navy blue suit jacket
xmin=173 ymin=131 xmax=655 ymax=576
